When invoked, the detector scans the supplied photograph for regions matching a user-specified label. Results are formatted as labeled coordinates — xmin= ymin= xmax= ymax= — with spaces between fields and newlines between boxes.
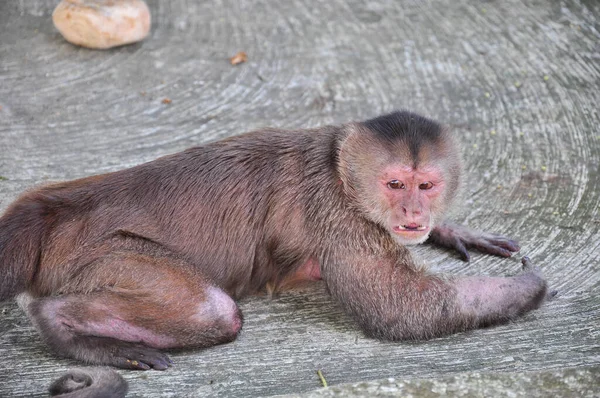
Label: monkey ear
xmin=337 ymin=123 xmax=365 ymax=199
xmin=437 ymin=126 xmax=463 ymax=204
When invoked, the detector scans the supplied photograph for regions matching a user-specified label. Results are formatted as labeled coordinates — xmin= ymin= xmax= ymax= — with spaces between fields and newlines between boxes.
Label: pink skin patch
xmin=40 ymin=298 xmax=177 ymax=349
xmin=193 ymin=286 xmax=242 ymax=335
xmin=83 ymin=319 xmax=178 ymax=349
xmin=283 ymin=257 xmax=322 ymax=283
xmin=275 ymin=257 xmax=322 ymax=291
xmin=379 ymin=164 xmax=444 ymax=243
xmin=454 ymin=274 xmax=544 ymax=319
xmin=296 ymin=257 xmax=322 ymax=281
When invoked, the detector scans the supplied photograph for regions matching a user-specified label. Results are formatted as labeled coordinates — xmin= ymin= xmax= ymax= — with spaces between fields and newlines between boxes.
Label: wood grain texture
xmin=0 ymin=0 xmax=599 ymax=396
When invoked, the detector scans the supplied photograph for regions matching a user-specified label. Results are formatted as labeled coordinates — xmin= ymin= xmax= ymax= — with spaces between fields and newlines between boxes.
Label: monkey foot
xmin=109 ymin=343 xmax=173 ymax=370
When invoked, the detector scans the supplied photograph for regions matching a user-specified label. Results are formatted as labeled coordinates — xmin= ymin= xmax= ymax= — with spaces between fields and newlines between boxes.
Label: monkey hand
xmin=428 ymin=222 xmax=520 ymax=261
xmin=455 ymin=256 xmax=555 ymax=327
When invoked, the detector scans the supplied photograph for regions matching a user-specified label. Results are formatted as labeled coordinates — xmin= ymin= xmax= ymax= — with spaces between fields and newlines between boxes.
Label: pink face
xmin=379 ymin=164 xmax=445 ymax=244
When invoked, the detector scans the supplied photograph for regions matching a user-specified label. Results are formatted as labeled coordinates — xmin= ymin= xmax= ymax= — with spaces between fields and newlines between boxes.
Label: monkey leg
xmin=24 ymin=251 xmax=243 ymax=370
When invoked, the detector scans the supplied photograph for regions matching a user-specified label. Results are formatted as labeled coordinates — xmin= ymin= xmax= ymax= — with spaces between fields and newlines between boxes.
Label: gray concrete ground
xmin=280 ymin=366 xmax=600 ymax=397
xmin=0 ymin=0 xmax=599 ymax=397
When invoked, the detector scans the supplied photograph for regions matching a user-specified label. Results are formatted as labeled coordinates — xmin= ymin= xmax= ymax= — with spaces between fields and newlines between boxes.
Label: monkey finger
xmin=486 ymin=238 xmax=520 ymax=252
xmin=469 ymin=241 xmax=513 ymax=258
xmin=452 ymin=238 xmax=470 ymax=262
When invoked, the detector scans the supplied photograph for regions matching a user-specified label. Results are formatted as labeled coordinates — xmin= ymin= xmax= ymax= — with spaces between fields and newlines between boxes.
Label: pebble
xmin=52 ymin=0 xmax=151 ymax=49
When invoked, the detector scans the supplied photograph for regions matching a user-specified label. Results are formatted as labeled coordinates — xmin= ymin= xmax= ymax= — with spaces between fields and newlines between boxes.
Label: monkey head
xmin=338 ymin=111 xmax=462 ymax=245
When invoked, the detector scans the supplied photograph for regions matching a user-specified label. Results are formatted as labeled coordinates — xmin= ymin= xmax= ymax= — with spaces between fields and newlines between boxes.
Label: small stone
xmin=52 ymin=0 xmax=151 ymax=49
xmin=230 ymin=51 xmax=248 ymax=65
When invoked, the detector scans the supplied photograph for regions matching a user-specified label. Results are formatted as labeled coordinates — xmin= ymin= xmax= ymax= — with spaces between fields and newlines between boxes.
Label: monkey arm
xmin=321 ymin=249 xmax=548 ymax=341
xmin=428 ymin=222 xmax=520 ymax=262
xmin=321 ymin=247 xmax=475 ymax=340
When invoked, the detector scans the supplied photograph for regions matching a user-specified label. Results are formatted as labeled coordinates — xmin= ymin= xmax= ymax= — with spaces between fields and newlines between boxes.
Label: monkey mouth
xmin=393 ymin=224 xmax=428 ymax=233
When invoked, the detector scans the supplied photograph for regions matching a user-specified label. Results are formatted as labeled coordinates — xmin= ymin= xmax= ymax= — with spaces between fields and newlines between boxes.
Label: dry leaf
xmin=230 ymin=51 xmax=248 ymax=65
xmin=162 ymin=98 xmax=172 ymax=104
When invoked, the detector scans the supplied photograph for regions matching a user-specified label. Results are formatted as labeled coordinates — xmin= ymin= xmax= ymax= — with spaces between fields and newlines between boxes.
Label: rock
xmin=52 ymin=0 xmax=151 ymax=49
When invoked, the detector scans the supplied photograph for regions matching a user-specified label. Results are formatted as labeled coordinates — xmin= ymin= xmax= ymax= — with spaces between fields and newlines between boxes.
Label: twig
xmin=317 ymin=370 xmax=328 ymax=388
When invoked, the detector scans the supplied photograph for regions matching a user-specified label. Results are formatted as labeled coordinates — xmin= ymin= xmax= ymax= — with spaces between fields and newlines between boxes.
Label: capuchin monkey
xmin=0 ymin=111 xmax=551 ymax=396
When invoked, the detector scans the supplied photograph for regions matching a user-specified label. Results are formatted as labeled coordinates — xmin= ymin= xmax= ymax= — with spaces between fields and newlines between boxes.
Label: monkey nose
xmin=402 ymin=207 xmax=422 ymax=216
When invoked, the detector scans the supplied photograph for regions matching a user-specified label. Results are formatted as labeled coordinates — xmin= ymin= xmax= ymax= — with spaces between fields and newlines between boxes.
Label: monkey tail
xmin=0 ymin=194 xmax=51 ymax=302
xmin=49 ymin=368 xmax=128 ymax=398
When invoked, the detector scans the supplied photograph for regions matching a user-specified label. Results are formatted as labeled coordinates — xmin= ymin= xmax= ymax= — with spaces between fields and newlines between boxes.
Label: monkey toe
xmin=110 ymin=345 xmax=172 ymax=370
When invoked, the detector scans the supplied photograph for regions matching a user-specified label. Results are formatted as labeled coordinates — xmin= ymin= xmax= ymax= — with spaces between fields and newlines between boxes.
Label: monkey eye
xmin=387 ymin=180 xmax=405 ymax=190
xmin=419 ymin=181 xmax=434 ymax=190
